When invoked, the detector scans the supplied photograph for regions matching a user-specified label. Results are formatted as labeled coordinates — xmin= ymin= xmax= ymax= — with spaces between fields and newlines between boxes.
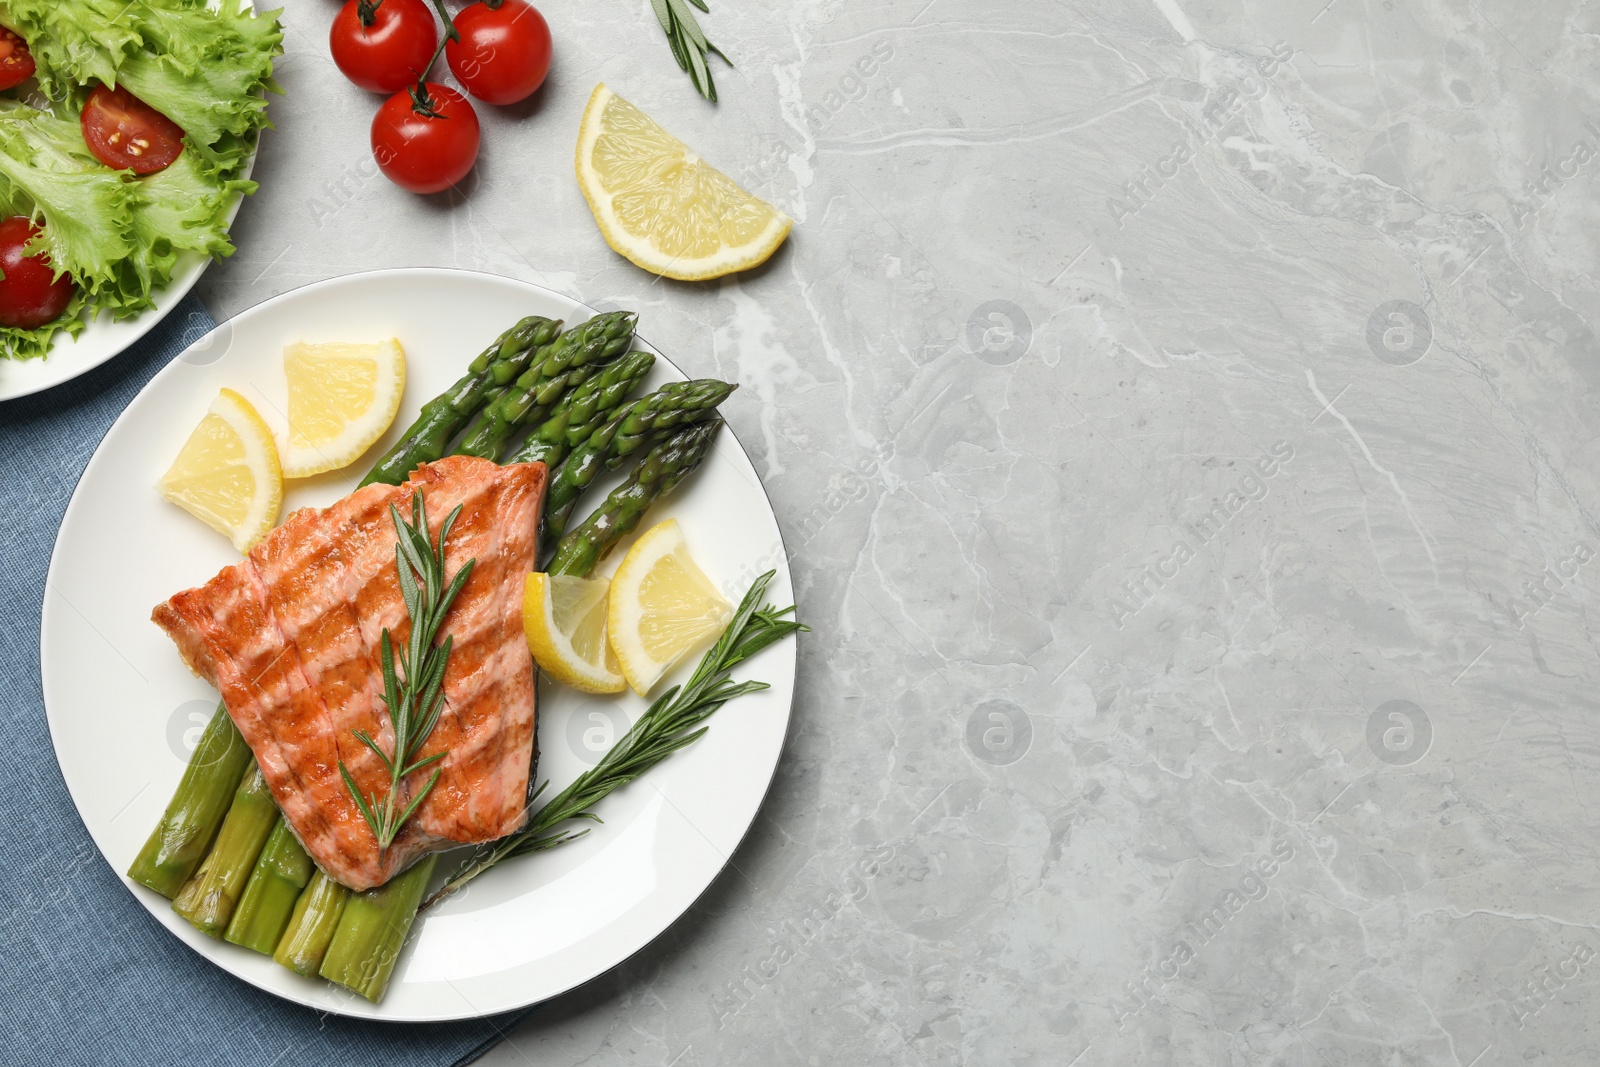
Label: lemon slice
xmin=160 ymin=388 xmax=283 ymax=553
xmin=575 ymin=83 xmax=792 ymax=281
xmin=280 ymin=339 xmax=406 ymax=478
xmin=524 ymin=572 xmax=626 ymax=694
xmin=607 ymin=519 xmax=732 ymax=696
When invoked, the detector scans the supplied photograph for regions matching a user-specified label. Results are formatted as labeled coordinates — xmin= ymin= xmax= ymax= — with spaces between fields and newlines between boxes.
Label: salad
xmin=0 ymin=0 xmax=282 ymax=360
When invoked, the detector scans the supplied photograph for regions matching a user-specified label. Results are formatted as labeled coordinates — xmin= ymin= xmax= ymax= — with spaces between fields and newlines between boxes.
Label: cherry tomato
xmin=331 ymin=0 xmax=439 ymax=95
xmin=0 ymin=28 xmax=36 ymax=91
xmin=80 ymin=85 xmax=185 ymax=174
xmin=446 ymin=0 xmax=552 ymax=106
xmin=371 ymin=84 xmax=480 ymax=194
xmin=0 ymin=218 xmax=74 ymax=330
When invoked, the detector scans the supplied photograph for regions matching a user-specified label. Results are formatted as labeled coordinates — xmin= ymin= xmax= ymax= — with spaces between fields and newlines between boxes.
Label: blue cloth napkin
xmin=0 ymin=298 xmax=530 ymax=1067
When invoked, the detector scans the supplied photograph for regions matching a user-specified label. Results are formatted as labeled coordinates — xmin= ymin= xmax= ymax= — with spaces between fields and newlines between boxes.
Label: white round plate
xmin=40 ymin=267 xmax=794 ymax=1021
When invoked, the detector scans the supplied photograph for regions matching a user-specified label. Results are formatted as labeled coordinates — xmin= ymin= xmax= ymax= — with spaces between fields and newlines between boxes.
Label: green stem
xmin=127 ymin=703 xmax=252 ymax=899
xmin=320 ymin=855 xmax=436 ymax=1002
xmin=273 ymin=870 xmax=349 ymax=977
xmin=171 ymin=765 xmax=279 ymax=937
xmin=425 ymin=0 xmax=460 ymax=42
xmin=408 ymin=0 xmax=459 ymax=117
xmin=224 ymin=818 xmax=315 ymax=954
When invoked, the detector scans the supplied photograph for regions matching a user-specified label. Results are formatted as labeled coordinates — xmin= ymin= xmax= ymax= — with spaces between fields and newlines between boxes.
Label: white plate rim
xmin=39 ymin=266 xmax=796 ymax=1021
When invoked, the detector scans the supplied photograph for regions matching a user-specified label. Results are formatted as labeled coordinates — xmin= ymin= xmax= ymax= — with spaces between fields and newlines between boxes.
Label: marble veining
xmin=199 ymin=0 xmax=1600 ymax=1062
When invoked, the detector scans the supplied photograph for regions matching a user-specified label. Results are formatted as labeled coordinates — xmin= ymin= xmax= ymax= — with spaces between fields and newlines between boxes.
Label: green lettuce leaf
xmin=0 ymin=0 xmax=282 ymax=171
xmin=119 ymin=146 xmax=255 ymax=304
xmin=0 ymin=106 xmax=135 ymax=303
xmin=0 ymin=106 xmax=258 ymax=339
xmin=114 ymin=50 xmax=274 ymax=168
xmin=0 ymin=0 xmax=143 ymax=98
xmin=0 ymin=174 xmax=28 ymax=216
xmin=136 ymin=0 xmax=283 ymax=80
xmin=115 ymin=1 xmax=283 ymax=173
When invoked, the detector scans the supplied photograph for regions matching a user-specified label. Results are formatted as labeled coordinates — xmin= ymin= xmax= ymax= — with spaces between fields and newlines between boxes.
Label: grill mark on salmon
xmin=153 ymin=456 xmax=545 ymax=891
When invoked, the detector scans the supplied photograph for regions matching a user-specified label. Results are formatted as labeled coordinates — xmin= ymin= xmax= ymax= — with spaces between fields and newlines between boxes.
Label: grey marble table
xmin=197 ymin=0 xmax=1600 ymax=1062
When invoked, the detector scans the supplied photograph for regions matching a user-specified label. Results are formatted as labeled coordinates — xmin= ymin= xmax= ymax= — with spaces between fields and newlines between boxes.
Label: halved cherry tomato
xmin=0 ymin=217 xmax=74 ymax=330
xmin=331 ymin=0 xmax=439 ymax=95
xmin=446 ymin=0 xmax=552 ymax=106
xmin=371 ymin=84 xmax=481 ymax=194
xmin=80 ymin=85 xmax=185 ymax=175
xmin=0 ymin=28 xmax=36 ymax=91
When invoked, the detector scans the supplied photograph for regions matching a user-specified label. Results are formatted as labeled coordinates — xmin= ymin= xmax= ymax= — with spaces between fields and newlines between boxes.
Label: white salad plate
xmin=0 ymin=0 xmax=260 ymax=403
xmin=40 ymin=267 xmax=795 ymax=1021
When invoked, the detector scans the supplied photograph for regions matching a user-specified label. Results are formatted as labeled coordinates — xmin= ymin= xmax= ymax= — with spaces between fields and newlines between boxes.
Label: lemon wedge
xmin=160 ymin=388 xmax=283 ymax=553
xmin=279 ymin=339 xmax=406 ymax=478
xmin=607 ymin=519 xmax=732 ymax=696
xmin=575 ymin=83 xmax=791 ymax=281
xmin=524 ymin=572 xmax=626 ymax=694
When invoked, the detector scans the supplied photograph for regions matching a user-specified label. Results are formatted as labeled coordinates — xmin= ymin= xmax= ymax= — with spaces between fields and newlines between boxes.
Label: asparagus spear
xmin=548 ymin=420 xmax=725 ymax=576
xmin=506 ymin=349 xmax=655 ymax=469
xmin=223 ymin=818 xmax=315 ymax=954
xmin=543 ymin=380 xmax=736 ymax=537
xmin=127 ymin=703 xmax=252 ymax=898
xmin=323 ymin=422 xmax=726 ymax=1000
xmin=273 ymin=871 xmax=349 ymax=977
xmin=455 ymin=311 xmax=638 ymax=460
xmin=171 ymin=765 xmax=279 ymax=936
xmin=319 ymin=855 xmax=435 ymax=1002
xmin=360 ymin=315 xmax=563 ymax=487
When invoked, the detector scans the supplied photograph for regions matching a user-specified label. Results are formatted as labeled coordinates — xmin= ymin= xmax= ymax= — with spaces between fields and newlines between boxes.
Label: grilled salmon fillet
xmin=152 ymin=455 xmax=544 ymax=891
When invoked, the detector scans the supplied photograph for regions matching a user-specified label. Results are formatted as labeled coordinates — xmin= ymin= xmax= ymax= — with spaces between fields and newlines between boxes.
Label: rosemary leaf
xmin=655 ymin=0 xmax=729 ymax=102
xmin=339 ymin=493 xmax=475 ymax=852
xmin=674 ymin=0 xmax=710 ymax=51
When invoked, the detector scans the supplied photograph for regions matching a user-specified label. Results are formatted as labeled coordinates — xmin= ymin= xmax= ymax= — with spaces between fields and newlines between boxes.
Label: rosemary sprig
xmin=650 ymin=0 xmax=731 ymax=102
xmin=424 ymin=570 xmax=803 ymax=907
xmin=340 ymin=493 xmax=476 ymax=852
